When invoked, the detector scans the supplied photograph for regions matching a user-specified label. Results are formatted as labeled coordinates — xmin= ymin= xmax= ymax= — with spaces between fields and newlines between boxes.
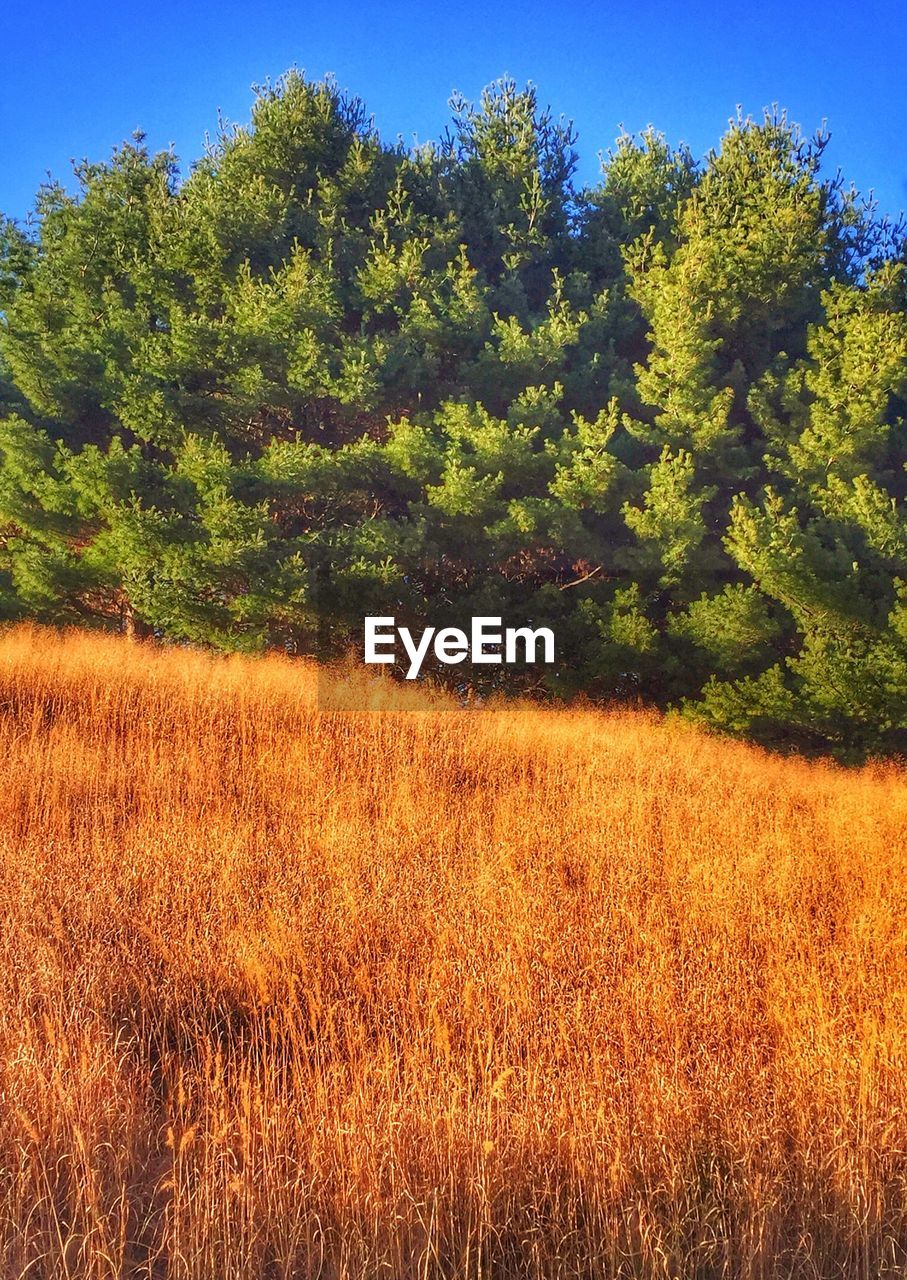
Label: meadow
xmin=0 ymin=625 xmax=905 ymax=1279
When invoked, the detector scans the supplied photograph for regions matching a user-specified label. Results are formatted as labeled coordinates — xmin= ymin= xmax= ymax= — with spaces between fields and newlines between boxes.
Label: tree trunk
xmin=120 ymin=598 xmax=152 ymax=640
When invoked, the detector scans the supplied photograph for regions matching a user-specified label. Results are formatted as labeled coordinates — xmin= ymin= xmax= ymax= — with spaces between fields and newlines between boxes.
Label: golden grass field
xmin=0 ymin=625 xmax=905 ymax=1279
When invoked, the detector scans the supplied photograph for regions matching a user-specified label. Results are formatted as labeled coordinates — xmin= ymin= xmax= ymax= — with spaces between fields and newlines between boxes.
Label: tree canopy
xmin=1 ymin=72 xmax=906 ymax=757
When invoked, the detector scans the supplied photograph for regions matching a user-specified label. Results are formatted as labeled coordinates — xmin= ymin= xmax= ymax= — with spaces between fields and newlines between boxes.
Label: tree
xmin=1 ymin=74 xmax=905 ymax=756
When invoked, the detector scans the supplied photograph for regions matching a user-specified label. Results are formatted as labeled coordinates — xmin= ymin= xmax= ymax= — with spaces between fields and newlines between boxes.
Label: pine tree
xmin=1 ymin=74 xmax=905 ymax=754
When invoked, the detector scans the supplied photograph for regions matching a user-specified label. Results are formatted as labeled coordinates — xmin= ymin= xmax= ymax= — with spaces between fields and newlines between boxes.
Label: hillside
xmin=0 ymin=626 xmax=905 ymax=1277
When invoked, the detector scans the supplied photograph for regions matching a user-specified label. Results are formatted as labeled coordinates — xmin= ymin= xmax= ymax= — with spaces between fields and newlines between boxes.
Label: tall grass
xmin=0 ymin=624 xmax=905 ymax=1279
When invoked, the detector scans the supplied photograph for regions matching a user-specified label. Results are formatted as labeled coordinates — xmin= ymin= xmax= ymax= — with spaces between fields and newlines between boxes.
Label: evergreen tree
xmin=1 ymin=74 xmax=905 ymax=756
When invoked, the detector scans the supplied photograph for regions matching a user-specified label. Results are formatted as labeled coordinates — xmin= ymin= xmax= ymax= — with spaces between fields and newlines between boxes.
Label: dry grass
xmin=0 ymin=624 xmax=905 ymax=1279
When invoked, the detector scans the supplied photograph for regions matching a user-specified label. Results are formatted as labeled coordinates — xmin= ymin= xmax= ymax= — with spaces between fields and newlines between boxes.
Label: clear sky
xmin=2 ymin=0 xmax=905 ymax=224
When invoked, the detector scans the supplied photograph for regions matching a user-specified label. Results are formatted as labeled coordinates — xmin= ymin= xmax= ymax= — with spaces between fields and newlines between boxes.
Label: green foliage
xmin=669 ymin=584 xmax=781 ymax=675
xmin=1 ymin=75 xmax=906 ymax=756
xmin=622 ymin=447 xmax=717 ymax=589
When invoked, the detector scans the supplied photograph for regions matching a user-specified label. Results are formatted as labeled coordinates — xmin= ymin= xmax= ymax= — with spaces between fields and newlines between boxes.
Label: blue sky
xmin=2 ymin=0 xmax=905 ymax=224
